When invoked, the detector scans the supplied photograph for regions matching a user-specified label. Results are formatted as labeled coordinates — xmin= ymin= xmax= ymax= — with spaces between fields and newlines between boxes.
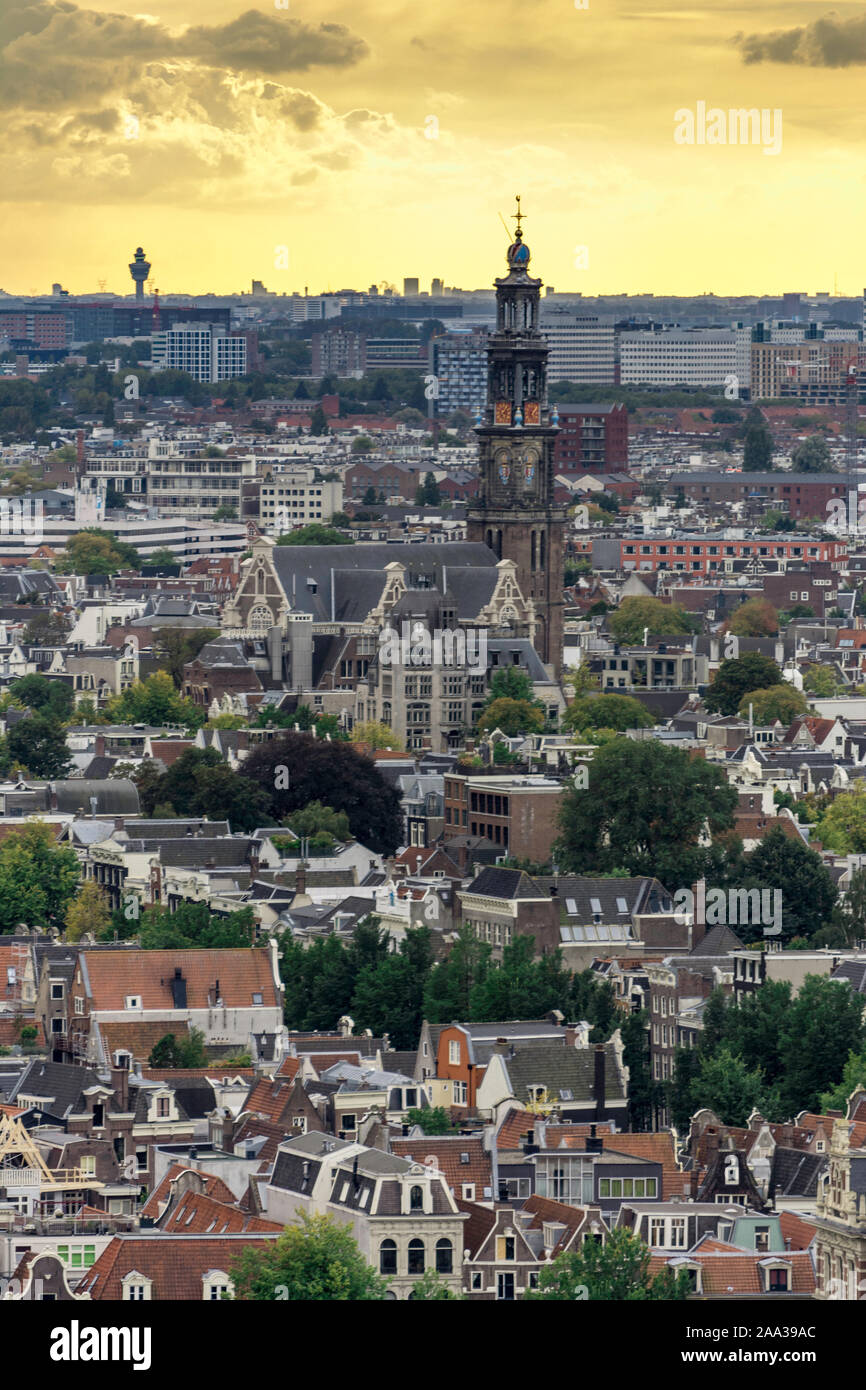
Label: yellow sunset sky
xmin=2 ymin=0 xmax=866 ymax=296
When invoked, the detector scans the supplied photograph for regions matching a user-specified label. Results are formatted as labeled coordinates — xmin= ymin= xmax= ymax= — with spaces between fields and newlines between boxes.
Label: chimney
xmin=222 ymin=1111 xmax=233 ymax=1149
xmin=585 ymin=1121 xmax=603 ymax=1154
xmin=295 ymin=865 xmax=306 ymax=896
xmin=94 ymin=734 xmax=106 ymax=758
xmin=593 ymin=1044 xmax=606 ymax=1120
xmin=494 ymin=1036 xmax=510 ymax=1055
xmin=111 ymin=1063 xmax=128 ymax=1113
xmin=114 ymin=816 xmax=124 ymax=833
xmin=170 ymin=967 xmax=187 ymax=1009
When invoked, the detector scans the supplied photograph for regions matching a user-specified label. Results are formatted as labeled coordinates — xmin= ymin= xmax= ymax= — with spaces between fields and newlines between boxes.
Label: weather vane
xmin=511 ymin=194 xmax=525 ymax=238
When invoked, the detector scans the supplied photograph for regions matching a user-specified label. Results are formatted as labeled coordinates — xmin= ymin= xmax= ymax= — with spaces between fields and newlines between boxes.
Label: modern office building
xmin=151 ymin=322 xmax=249 ymax=383
xmin=428 ymin=330 xmax=488 ymax=418
xmin=618 ymin=326 xmax=751 ymax=389
xmin=541 ymin=315 xmax=616 ymax=384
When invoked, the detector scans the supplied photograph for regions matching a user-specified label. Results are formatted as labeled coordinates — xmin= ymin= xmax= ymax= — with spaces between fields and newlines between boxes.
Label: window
xmin=156 ymin=1096 xmax=170 ymax=1119
xmin=670 ymin=1218 xmax=686 ymax=1249
xmin=448 ymin=1040 xmax=460 ymax=1065
xmin=768 ymin=1266 xmax=789 ymax=1292
xmin=650 ymin=1218 xmax=665 ymax=1245
xmin=80 ymin=1154 xmax=96 ymax=1176
xmin=497 ymin=1272 xmax=516 ymax=1301
xmin=496 ymin=1236 xmax=516 ymax=1262
xmin=408 ymin=1239 xmax=425 ymax=1275
xmin=379 ymin=1239 xmax=397 ymax=1276
xmin=471 ymin=1271 xmax=483 ymax=1291
xmin=341 ymin=1114 xmax=357 ymax=1133
xmin=410 ymin=1185 xmax=424 ymax=1211
xmin=74 ymin=996 xmax=85 ymax=1015
xmin=462 ymin=1184 xmax=475 ymax=1200
xmin=51 ymin=982 xmax=64 ymax=1000
xmin=435 ymin=1238 xmax=453 ymax=1275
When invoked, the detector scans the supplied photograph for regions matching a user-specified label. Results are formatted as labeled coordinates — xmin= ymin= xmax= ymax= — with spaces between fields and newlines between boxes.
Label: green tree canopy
xmin=276 ymin=524 xmax=353 ymax=546
xmin=737 ymin=684 xmax=808 ymax=725
xmin=556 ymin=739 xmax=737 ymax=889
xmin=727 ymin=598 xmax=779 ymax=637
xmin=0 ymin=822 xmax=80 ymax=934
xmin=791 ymin=435 xmax=832 ymax=473
xmin=7 ymin=713 xmax=72 ymax=778
xmin=704 ymin=653 xmax=783 ymax=716
xmin=231 ymin=1213 xmax=386 ymax=1300
xmin=563 ymin=694 xmax=655 ymax=733
xmin=530 ymin=1227 xmax=690 ymax=1301
xmin=9 ymin=673 xmax=74 ymax=720
xmin=103 ymin=671 xmax=204 ymax=731
xmin=608 ymin=596 xmax=695 ymax=644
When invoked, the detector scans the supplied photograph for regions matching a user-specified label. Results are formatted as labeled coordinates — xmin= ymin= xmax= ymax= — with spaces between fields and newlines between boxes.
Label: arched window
xmin=256 ymin=567 xmax=265 ymax=594
xmin=409 ymin=1185 xmax=424 ymax=1211
xmin=408 ymin=1238 xmax=425 ymax=1274
xmin=379 ymin=1239 xmax=397 ymax=1276
xmin=249 ymin=604 xmax=273 ymax=633
xmin=531 ymin=531 xmax=537 ymax=572
xmin=435 ymin=1238 xmax=453 ymax=1275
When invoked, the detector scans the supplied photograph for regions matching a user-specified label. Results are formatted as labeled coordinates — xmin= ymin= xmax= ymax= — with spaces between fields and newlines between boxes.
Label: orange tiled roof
xmin=275 ymin=1056 xmax=301 ymax=1080
xmin=549 ymin=1129 xmax=688 ymax=1200
xmin=82 ymin=948 xmax=280 ymax=1011
xmin=99 ymin=1020 xmax=191 ymax=1062
xmin=160 ymin=1189 xmax=281 ymax=1235
xmin=391 ymin=1136 xmax=491 ymax=1197
xmin=141 ymin=1164 xmax=238 ymax=1219
xmin=78 ymin=1234 xmax=278 ymax=1300
xmin=650 ymin=1250 xmax=815 ymax=1296
xmin=778 ymin=1210 xmax=819 ymax=1250
xmin=496 ymin=1107 xmax=543 ymax=1151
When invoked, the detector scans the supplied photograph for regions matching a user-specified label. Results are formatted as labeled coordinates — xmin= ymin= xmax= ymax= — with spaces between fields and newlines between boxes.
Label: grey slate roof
xmin=270 ymin=541 xmax=498 ymax=624
xmin=500 ymin=1042 xmax=627 ymax=1104
xmin=465 ymin=867 xmax=549 ymax=901
xmin=9 ymin=1059 xmax=102 ymax=1119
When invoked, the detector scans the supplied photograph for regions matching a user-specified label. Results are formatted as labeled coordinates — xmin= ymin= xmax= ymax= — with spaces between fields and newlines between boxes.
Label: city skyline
xmin=2 ymin=0 xmax=866 ymax=296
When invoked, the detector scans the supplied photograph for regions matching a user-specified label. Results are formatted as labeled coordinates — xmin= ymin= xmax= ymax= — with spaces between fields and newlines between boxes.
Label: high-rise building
xmin=540 ymin=314 xmax=616 ymax=384
xmin=431 ymin=278 xmax=444 ymax=297
xmin=128 ymin=247 xmax=151 ymax=301
xmin=618 ymin=326 xmax=751 ymax=388
xmin=403 ymin=277 xmax=420 ymax=297
xmin=151 ymin=322 xmax=248 ymax=383
xmin=467 ymin=204 xmax=566 ymax=674
xmin=428 ymin=330 xmax=488 ymax=418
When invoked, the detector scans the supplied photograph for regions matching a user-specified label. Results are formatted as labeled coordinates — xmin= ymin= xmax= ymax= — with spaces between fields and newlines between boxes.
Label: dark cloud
xmin=0 ymin=1 xmax=368 ymax=108
xmin=737 ymin=12 xmax=866 ymax=67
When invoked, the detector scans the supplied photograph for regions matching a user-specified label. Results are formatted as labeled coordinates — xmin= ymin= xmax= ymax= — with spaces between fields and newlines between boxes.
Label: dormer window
xmin=410 ymin=1184 xmax=424 ymax=1211
xmin=125 ymin=996 xmax=141 ymax=1010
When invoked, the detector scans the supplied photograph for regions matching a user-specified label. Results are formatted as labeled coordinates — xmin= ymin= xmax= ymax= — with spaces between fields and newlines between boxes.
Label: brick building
xmin=552 ymin=403 xmax=628 ymax=473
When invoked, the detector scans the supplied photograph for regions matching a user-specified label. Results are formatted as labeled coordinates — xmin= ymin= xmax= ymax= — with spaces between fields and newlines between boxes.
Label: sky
xmin=2 ymin=0 xmax=866 ymax=296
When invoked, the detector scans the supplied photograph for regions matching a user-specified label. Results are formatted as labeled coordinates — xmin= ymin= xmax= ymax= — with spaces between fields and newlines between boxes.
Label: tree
xmin=820 ymin=1045 xmax=866 ymax=1113
xmin=21 ymin=611 xmax=69 ymax=646
xmin=7 ymin=713 xmax=72 ymax=778
xmin=726 ymin=598 xmax=779 ymax=637
xmin=136 ymin=747 xmax=270 ymax=832
xmin=285 ymin=802 xmax=351 ymax=844
xmin=485 ymin=667 xmax=536 ymax=705
xmin=742 ymin=408 xmax=774 ymax=471
xmin=103 ymin=671 xmax=204 ymax=731
xmin=0 ymin=822 xmax=80 ymax=934
xmin=55 ymin=529 xmax=139 ymax=576
xmin=704 ymin=653 xmax=783 ymax=716
xmin=469 ymin=936 xmax=573 ymax=1022
xmin=138 ymin=901 xmax=257 ymax=950
xmin=350 ymin=720 xmax=402 ymax=750
xmin=415 ymin=471 xmax=441 ymax=506
xmin=231 ymin=1213 xmax=386 ymax=1300
xmin=362 ymin=486 xmax=378 ymax=506
xmin=666 ymin=1046 xmax=702 ymax=1131
xmin=406 ymin=1107 xmax=455 ymax=1135
xmin=778 ymin=975 xmax=866 ymax=1116
xmin=351 ymin=435 xmax=373 ymax=454
xmin=688 ymin=1047 xmax=768 ymax=1126
xmin=64 ymin=880 xmax=111 ymax=943
xmin=814 ymin=785 xmax=866 ymax=854
xmin=9 ymin=674 xmax=74 ymax=720
xmin=148 ymin=1028 xmax=209 ymax=1068
xmin=738 ymin=826 xmax=836 ymax=940
xmin=309 ymin=405 xmax=329 ymax=436
xmin=792 ymin=435 xmax=832 ymax=474
xmin=277 ymin=524 xmax=353 ymax=546
xmin=154 ymin=628 xmax=219 ymax=688
xmin=350 ymin=927 xmax=434 ymax=1048
xmin=423 ymin=925 xmax=493 ymax=1022
xmin=737 ymin=684 xmax=808 ymax=725
xmin=822 ymin=866 xmax=866 ymax=946
xmin=241 ymin=735 xmax=403 ymax=855
xmin=213 ymin=503 xmax=237 ymax=521
xmin=478 ymin=698 xmax=544 ymax=737
xmin=530 ymin=1227 xmax=690 ymax=1301
xmin=804 ymin=664 xmax=842 ymax=697
xmin=148 ymin=547 xmax=178 ymax=568
xmin=557 ymin=740 xmax=737 ymax=889
xmin=409 ymin=1270 xmax=462 ymax=1299
xmin=563 ymin=694 xmax=655 ymax=734
xmin=608 ymin=597 xmax=694 ymax=644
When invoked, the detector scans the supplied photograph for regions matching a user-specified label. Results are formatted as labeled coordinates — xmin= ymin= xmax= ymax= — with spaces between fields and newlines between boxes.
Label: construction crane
xmin=152 ymin=285 xmax=161 ymax=334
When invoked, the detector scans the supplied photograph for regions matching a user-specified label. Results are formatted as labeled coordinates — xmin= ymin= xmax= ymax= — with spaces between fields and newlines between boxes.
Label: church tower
xmin=467 ymin=198 xmax=566 ymax=675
